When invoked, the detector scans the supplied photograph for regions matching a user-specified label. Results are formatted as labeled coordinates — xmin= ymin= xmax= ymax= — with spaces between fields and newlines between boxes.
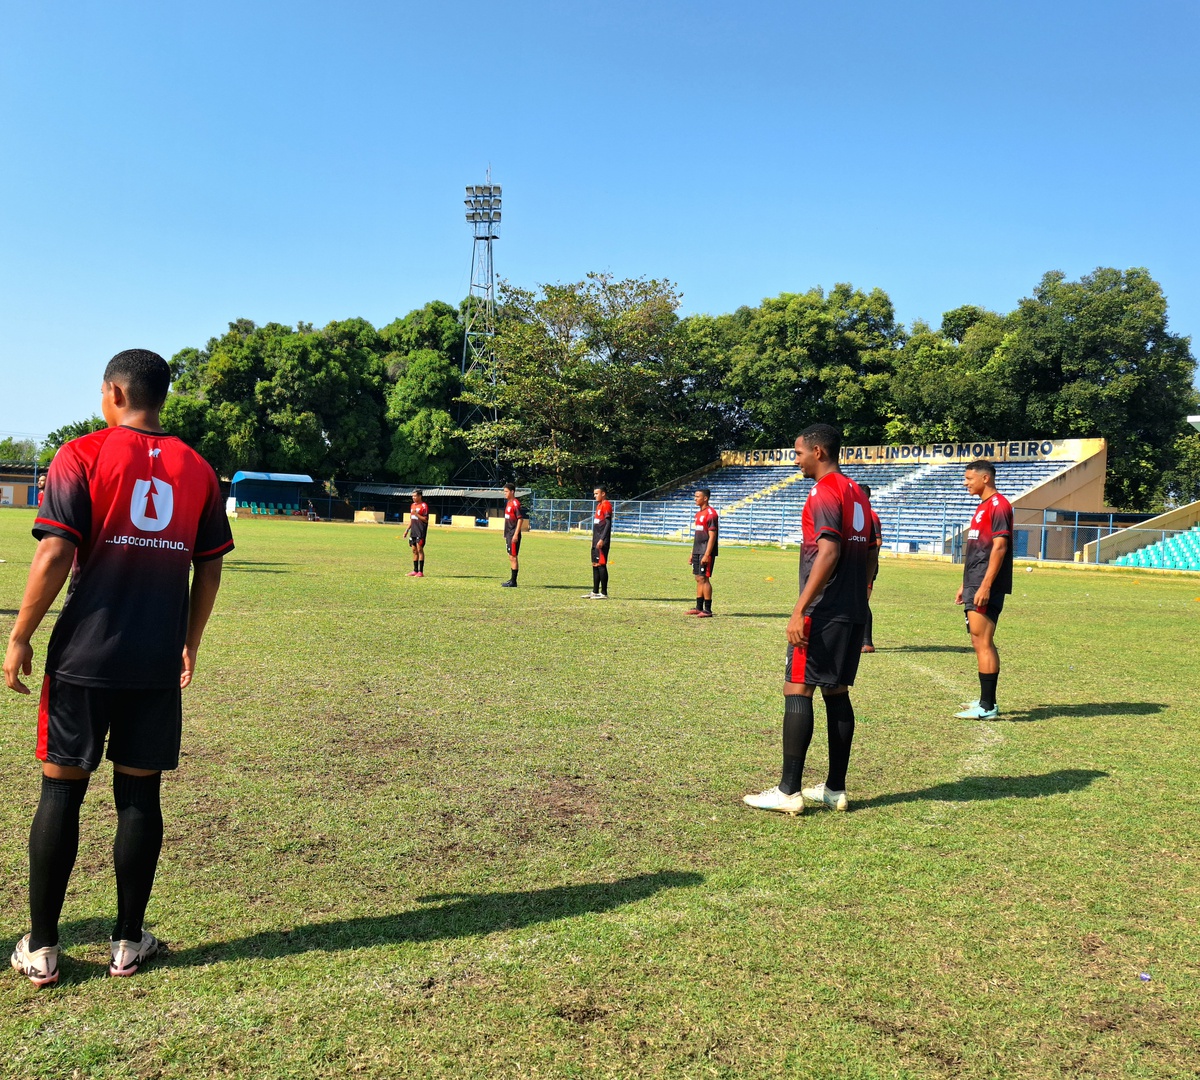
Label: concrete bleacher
xmin=613 ymin=455 xmax=1080 ymax=550
xmin=1111 ymin=524 xmax=1200 ymax=571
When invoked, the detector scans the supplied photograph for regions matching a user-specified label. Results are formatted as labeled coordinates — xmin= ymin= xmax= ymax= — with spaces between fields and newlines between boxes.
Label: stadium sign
xmin=722 ymin=439 xmax=1080 ymax=467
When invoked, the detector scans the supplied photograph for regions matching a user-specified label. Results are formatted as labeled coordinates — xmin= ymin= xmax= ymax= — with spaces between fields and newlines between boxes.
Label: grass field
xmin=1 ymin=509 xmax=1198 ymax=1079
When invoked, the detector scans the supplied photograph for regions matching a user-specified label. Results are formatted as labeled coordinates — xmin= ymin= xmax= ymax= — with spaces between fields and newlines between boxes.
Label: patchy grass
xmin=0 ymin=510 xmax=1197 ymax=1078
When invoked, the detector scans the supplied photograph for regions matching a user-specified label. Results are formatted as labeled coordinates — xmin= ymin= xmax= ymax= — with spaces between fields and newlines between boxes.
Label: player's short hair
xmin=859 ymin=484 xmax=871 ymax=499
xmin=965 ymin=459 xmax=996 ymax=481
xmin=594 ymin=484 xmax=607 ymax=495
xmin=797 ymin=423 xmax=842 ymax=459
xmin=696 ymin=487 xmax=711 ymax=498
xmin=502 ymin=482 xmax=515 ymax=492
xmin=412 ymin=489 xmax=423 ymax=498
xmin=103 ymin=349 xmax=171 ymax=410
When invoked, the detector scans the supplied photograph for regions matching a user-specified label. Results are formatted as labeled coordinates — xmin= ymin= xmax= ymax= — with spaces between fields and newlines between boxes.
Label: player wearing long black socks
xmin=3 ymin=350 xmax=232 ymax=986
xmin=744 ymin=424 xmax=877 ymax=815
xmin=686 ymin=489 xmax=718 ymax=617
xmin=585 ymin=486 xmax=613 ymax=599
xmin=501 ymin=483 xmax=522 ymax=587
xmin=954 ymin=460 xmax=1013 ymax=720
xmin=405 ymin=490 xmax=429 ymax=577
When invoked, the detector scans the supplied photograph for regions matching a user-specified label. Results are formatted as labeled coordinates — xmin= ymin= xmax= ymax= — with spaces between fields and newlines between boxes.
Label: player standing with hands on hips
xmin=744 ymin=424 xmax=877 ymax=815
xmin=954 ymin=460 xmax=1013 ymax=720
xmin=585 ymin=486 xmax=613 ymax=599
xmin=686 ymin=488 xmax=718 ymax=617
xmin=4 ymin=349 xmax=233 ymax=986
xmin=404 ymin=489 xmax=429 ymax=577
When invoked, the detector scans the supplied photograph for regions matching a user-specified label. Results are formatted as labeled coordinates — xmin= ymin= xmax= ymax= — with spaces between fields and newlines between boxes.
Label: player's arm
xmin=702 ymin=521 xmax=717 ymax=566
xmin=786 ymin=537 xmax=840 ymax=648
xmin=4 ymin=536 xmax=76 ymax=694
xmin=973 ymin=536 xmax=1008 ymax=608
xmin=181 ymin=557 xmax=224 ymax=689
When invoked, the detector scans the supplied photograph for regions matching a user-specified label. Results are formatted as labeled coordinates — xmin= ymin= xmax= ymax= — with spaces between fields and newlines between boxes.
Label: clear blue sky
xmin=2 ymin=0 xmax=1197 ymax=439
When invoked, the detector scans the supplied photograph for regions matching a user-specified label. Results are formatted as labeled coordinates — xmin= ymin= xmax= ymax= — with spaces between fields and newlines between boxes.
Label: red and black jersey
xmin=592 ymin=499 xmax=613 ymax=545
xmin=503 ymin=497 xmax=522 ymax=539
xmin=963 ymin=492 xmax=1014 ymax=595
xmin=409 ymin=500 xmax=429 ymax=536
xmin=33 ymin=426 xmax=234 ymax=689
xmin=692 ymin=505 xmax=719 ymax=557
xmin=799 ymin=471 xmax=876 ymax=622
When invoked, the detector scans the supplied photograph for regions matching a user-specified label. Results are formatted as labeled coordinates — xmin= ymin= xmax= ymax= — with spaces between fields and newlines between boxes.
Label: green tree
xmin=0 ymin=436 xmax=38 ymax=462
xmin=385 ymin=348 xmax=464 ymax=482
xmin=38 ymin=417 xmax=107 ymax=465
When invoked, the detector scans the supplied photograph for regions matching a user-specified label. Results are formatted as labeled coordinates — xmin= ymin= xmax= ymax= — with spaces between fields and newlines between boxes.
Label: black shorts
xmin=963 ymin=585 xmax=1004 ymax=625
xmin=408 ymin=529 xmax=426 ymax=547
xmin=591 ymin=542 xmax=608 ymax=566
xmin=691 ymin=553 xmax=714 ymax=578
xmin=38 ymin=675 xmax=183 ymax=772
xmin=785 ymin=618 xmax=865 ymax=688
xmin=505 ymin=531 xmax=521 ymax=556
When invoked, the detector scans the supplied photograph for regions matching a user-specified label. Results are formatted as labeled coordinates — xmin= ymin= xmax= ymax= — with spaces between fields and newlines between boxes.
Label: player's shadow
xmin=1004 ymin=701 xmax=1166 ymax=722
xmin=717 ymin=612 xmax=790 ymax=619
xmin=877 ymin=644 xmax=974 ymax=654
xmin=855 ymin=768 xmax=1107 ymax=810
xmin=125 ymin=870 xmax=702 ymax=969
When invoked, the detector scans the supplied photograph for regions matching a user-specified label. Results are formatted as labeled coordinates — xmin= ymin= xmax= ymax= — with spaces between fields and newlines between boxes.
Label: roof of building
xmin=230 ymin=471 xmax=314 ymax=485
xmin=352 ymin=483 xmax=530 ymax=499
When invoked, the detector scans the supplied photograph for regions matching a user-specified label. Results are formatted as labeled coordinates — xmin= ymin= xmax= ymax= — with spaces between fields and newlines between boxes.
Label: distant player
xmin=686 ymin=488 xmax=718 ymax=617
xmin=744 ymin=423 xmax=877 ymax=815
xmin=585 ymin=485 xmax=613 ymax=599
xmin=859 ymin=483 xmax=882 ymax=652
xmin=404 ymin=489 xmax=429 ymax=577
xmin=36 ymin=474 xmax=46 ymax=508
xmin=954 ymin=460 xmax=1013 ymax=720
xmin=3 ymin=349 xmax=233 ymax=986
xmin=500 ymin=482 xmax=522 ymax=587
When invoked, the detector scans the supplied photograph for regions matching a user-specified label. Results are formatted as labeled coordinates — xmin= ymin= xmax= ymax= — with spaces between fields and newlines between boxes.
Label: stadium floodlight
xmin=464 ymin=182 xmax=502 ymax=239
xmin=1190 ymin=415 xmax=1200 ymax=433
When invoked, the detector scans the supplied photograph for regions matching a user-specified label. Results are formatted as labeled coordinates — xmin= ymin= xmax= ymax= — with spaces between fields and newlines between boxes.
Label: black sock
xmin=112 ymin=772 xmax=163 ymax=943
xmin=29 ymin=775 xmax=90 ymax=951
xmin=598 ymin=566 xmax=608 ymax=595
xmin=413 ymin=559 xmax=418 ymax=573
xmin=824 ymin=692 xmax=855 ymax=791
xmin=510 ymin=568 xmax=518 ymax=583
xmin=592 ymin=567 xmax=600 ymax=592
xmin=419 ymin=559 xmax=424 ymax=573
xmin=864 ymin=605 xmax=874 ymax=646
xmin=979 ymin=672 xmax=999 ymax=710
xmin=779 ymin=695 xmax=814 ymax=795
xmin=703 ymin=597 xmax=712 ymax=613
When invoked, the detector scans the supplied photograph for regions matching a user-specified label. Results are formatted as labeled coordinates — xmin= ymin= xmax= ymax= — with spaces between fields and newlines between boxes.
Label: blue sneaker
xmin=954 ymin=702 xmax=999 ymax=720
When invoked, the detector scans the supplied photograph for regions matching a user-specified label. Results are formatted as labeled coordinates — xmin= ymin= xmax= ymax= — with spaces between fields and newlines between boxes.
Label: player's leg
xmin=687 ymin=559 xmax=704 ymax=614
xmin=744 ymin=634 xmax=817 ymax=814
xmin=408 ymin=538 xmax=419 ymax=576
xmin=967 ymin=609 xmax=1000 ymax=711
xmin=105 ymin=687 xmax=179 ymax=975
xmin=503 ymin=537 xmax=520 ymax=586
xmin=596 ymin=551 xmax=609 ymax=596
xmin=803 ymin=622 xmax=862 ymax=810
xmin=700 ymin=564 xmax=714 ymax=615
xmin=416 ymin=537 xmax=425 ymax=576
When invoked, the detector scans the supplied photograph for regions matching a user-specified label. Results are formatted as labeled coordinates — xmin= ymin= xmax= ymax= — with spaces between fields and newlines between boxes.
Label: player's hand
xmin=180 ymin=644 xmax=198 ymax=689
xmin=786 ymin=615 xmax=808 ymax=648
xmin=954 ymin=587 xmax=964 ymax=606
xmin=4 ymin=638 xmax=33 ymax=694
xmin=974 ymin=584 xmax=990 ymax=608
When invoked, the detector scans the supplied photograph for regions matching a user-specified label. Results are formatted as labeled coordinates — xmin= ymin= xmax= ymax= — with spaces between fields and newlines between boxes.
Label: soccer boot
xmin=406 ymin=571 xmax=419 ymax=577
xmin=742 ymin=786 xmax=804 ymax=815
xmin=694 ymin=611 xmax=713 ymax=618
xmin=954 ymin=702 xmax=1000 ymax=720
xmin=581 ymin=591 xmax=601 ymax=599
xmin=11 ymin=934 xmax=59 ymax=988
xmin=109 ymin=931 xmax=161 ymax=977
xmin=500 ymin=580 xmax=517 ymax=587
xmin=800 ymin=783 xmax=849 ymax=811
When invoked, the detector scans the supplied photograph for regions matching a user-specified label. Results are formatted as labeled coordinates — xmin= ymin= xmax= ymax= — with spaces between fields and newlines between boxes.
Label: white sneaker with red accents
xmin=109 ymin=931 xmax=161 ymax=977
xmin=11 ymin=934 xmax=59 ymax=987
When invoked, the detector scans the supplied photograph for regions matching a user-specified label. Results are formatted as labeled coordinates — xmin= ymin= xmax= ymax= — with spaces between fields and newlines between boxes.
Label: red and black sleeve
xmin=809 ymin=485 xmax=843 ymax=543
xmin=33 ymin=446 xmax=90 ymax=546
xmin=193 ymin=469 xmax=235 ymax=562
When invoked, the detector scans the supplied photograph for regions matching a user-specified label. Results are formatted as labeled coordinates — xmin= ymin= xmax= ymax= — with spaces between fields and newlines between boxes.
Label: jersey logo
xmin=852 ymin=502 xmax=865 ymax=533
xmin=130 ymin=477 xmax=174 ymax=533
xmin=149 ymin=448 xmax=161 ymax=458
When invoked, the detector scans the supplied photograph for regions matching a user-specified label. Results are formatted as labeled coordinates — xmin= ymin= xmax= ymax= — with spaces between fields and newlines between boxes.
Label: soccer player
xmin=3 ymin=349 xmax=233 ymax=986
xmin=585 ymin=485 xmax=613 ymax=599
xmin=744 ymin=423 xmax=877 ymax=815
xmin=954 ymin=460 xmax=1014 ymax=720
xmin=686 ymin=488 xmax=718 ymax=617
xmin=405 ymin=489 xmax=429 ymax=577
xmin=500 ymin=482 xmax=522 ymax=587
xmin=859 ymin=483 xmax=883 ymax=652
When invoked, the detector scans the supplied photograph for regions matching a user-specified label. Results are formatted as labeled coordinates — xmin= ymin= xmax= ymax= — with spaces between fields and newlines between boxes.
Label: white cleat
xmin=581 ymin=592 xmax=601 ymax=599
xmin=801 ymin=783 xmax=849 ymax=811
xmin=742 ymin=786 xmax=804 ymax=815
xmin=11 ymin=934 xmax=59 ymax=987
xmin=109 ymin=931 xmax=161 ymax=977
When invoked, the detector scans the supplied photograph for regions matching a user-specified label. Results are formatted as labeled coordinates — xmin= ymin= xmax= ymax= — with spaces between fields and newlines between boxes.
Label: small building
xmin=0 ymin=462 xmax=38 ymax=508
xmin=228 ymin=471 xmax=315 ymax=517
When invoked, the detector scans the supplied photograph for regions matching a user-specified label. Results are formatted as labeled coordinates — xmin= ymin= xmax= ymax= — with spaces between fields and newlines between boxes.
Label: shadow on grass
xmin=81 ymin=871 xmax=703 ymax=969
xmin=856 ymin=769 xmax=1108 ymax=810
xmin=0 ymin=608 xmax=18 ymax=616
xmin=716 ymin=612 xmax=790 ymax=619
xmin=1005 ymin=701 xmax=1166 ymax=722
xmin=876 ymin=644 xmax=974 ymax=654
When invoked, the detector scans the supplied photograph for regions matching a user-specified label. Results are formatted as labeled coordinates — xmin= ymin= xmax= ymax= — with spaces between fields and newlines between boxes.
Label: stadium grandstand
xmin=544 ymin=438 xmax=1113 ymax=561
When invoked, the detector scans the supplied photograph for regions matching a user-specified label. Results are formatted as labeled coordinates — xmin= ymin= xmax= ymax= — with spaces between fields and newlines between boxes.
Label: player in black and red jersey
xmin=686 ymin=489 xmax=719 ymax=617
xmin=744 ymin=424 xmax=877 ymax=816
xmin=859 ymin=483 xmax=883 ymax=653
xmin=585 ymin=486 xmax=613 ymax=599
xmin=954 ymin=460 xmax=1014 ymax=720
xmin=3 ymin=350 xmax=233 ymax=986
xmin=404 ymin=489 xmax=430 ymax=577
xmin=500 ymin=482 xmax=522 ymax=587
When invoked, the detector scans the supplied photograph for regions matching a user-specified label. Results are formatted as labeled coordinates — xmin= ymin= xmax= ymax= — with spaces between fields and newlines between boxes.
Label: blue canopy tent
xmin=230 ymin=471 xmax=314 ymax=515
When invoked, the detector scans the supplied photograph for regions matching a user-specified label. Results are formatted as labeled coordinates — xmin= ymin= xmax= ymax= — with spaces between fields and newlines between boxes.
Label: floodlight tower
xmin=461 ymin=177 xmax=502 ymax=383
